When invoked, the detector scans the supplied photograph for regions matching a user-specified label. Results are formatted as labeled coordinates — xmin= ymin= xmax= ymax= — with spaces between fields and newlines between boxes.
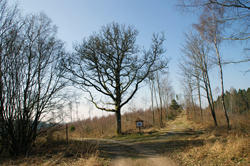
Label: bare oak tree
xmin=62 ymin=22 xmax=168 ymax=134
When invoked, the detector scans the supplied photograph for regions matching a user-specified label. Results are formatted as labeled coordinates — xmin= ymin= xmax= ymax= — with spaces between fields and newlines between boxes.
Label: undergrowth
xmin=0 ymin=126 xmax=101 ymax=166
xmin=171 ymin=109 xmax=250 ymax=165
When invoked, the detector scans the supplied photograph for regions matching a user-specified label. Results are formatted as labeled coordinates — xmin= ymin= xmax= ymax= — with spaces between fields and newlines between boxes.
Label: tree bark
xmin=115 ymin=108 xmax=121 ymax=135
xmin=197 ymin=81 xmax=203 ymax=120
xmin=149 ymin=80 xmax=155 ymax=125
xmin=215 ymin=47 xmax=230 ymax=128
xmin=156 ymin=71 xmax=163 ymax=126
xmin=190 ymin=83 xmax=196 ymax=119
xmin=153 ymin=80 xmax=160 ymax=126
xmin=204 ymin=68 xmax=217 ymax=126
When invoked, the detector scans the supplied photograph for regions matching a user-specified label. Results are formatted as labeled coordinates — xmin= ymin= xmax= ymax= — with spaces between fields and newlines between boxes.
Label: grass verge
xmin=0 ymin=130 xmax=103 ymax=166
xmin=166 ymin=115 xmax=250 ymax=166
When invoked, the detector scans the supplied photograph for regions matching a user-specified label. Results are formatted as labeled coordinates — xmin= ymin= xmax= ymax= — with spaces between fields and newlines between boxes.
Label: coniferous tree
xmin=169 ymin=99 xmax=180 ymax=111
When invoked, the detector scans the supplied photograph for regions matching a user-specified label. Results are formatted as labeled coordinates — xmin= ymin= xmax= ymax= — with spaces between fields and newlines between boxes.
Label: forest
xmin=214 ymin=88 xmax=250 ymax=114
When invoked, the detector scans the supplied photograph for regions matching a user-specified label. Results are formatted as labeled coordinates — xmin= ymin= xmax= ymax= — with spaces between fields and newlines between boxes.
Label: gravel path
xmin=72 ymin=113 xmax=187 ymax=166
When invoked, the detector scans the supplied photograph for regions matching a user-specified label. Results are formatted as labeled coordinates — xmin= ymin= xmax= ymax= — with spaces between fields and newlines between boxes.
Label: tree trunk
xmin=115 ymin=108 xmax=122 ymax=135
xmin=204 ymin=70 xmax=218 ymax=126
xmin=156 ymin=72 xmax=163 ymax=126
xmin=219 ymin=63 xmax=230 ymax=128
xmin=195 ymin=67 xmax=203 ymax=121
xmin=190 ymin=85 xmax=196 ymax=119
xmin=197 ymin=79 xmax=203 ymax=120
xmin=153 ymin=80 xmax=160 ymax=125
xmin=149 ymin=80 xmax=155 ymax=125
xmin=215 ymin=46 xmax=230 ymax=129
xmin=205 ymin=83 xmax=217 ymax=126
xmin=66 ymin=125 xmax=68 ymax=145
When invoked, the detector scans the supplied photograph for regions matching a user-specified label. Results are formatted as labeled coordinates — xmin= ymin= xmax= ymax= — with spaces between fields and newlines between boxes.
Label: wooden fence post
xmin=66 ymin=124 xmax=68 ymax=145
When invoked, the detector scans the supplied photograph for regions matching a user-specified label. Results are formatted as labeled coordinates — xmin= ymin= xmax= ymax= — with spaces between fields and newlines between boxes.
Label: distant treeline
xmin=214 ymin=88 xmax=250 ymax=114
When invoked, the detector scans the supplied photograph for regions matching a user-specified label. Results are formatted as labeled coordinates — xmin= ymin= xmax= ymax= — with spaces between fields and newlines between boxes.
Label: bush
xmin=69 ymin=124 xmax=75 ymax=132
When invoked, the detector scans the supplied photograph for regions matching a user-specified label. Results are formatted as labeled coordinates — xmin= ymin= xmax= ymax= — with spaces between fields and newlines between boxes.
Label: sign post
xmin=135 ymin=117 xmax=144 ymax=134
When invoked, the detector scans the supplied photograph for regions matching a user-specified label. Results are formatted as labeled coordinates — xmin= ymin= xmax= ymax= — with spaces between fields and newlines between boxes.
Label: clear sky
xmin=8 ymin=0 xmax=250 ymax=121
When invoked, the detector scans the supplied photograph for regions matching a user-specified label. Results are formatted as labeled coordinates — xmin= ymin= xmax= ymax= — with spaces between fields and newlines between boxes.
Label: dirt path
xmin=101 ymin=112 xmax=187 ymax=166
xmin=96 ymin=137 xmax=177 ymax=166
xmin=107 ymin=140 xmax=177 ymax=166
xmin=73 ymin=112 xmax=187 ymax=166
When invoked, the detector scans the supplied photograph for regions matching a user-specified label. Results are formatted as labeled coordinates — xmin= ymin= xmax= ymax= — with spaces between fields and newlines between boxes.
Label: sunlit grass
xmin=169 ymin=109 xmax=250 ymax=165
xmin=0 ymin=126 xmax=101 ymax=166
xmin=2 ymin=109 xmax=249 ymax=165
xmin=113 ymin=131 xmax=161 ymax=141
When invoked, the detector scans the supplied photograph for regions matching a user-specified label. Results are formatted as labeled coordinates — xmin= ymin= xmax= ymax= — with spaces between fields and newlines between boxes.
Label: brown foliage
xmin=0 ymin=126 xmax=99 ymax=166
xmin=69 ymin=106 xmax=177 ymax=138
xmin=175 ymin=107 xmax=250 ymax=165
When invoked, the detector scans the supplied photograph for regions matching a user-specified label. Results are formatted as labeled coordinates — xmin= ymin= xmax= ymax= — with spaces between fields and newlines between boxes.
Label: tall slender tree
xmin=161 ymin=74 xmax=174 ymax=121
xmin=177 ymin=0 xmax=250 ymax=71
xmin=194 ymin=4 xmax=230 ymax=128
xmin=149 ymin=78 xmax=155 ymax=125
xmin=179 ymin=30 xmax=218 ymax=126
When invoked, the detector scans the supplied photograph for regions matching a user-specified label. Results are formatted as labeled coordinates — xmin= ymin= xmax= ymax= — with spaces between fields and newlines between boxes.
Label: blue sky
xmin=8 ymin=0 xmax=250 ymax=120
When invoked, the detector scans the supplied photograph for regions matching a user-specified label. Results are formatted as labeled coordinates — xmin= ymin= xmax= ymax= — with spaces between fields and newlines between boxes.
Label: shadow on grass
xmin=98 ymin=129 xmax=207 ymax=160
xmin=0 ymin=139 xmax=98 ymax=165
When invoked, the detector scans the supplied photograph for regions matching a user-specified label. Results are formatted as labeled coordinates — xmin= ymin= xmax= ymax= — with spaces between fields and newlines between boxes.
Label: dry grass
xmin=70 ymin=107 xmax=178 ymax=138
xmin=0 ymin=107 xmax=178 ymax=165
xmin=0 ymin=126 xmax=102 ymax=166
xmin=171 ymin=109 xmax=250 ymax=165
xmin=3 ymin=107 xmax=248 ymax=165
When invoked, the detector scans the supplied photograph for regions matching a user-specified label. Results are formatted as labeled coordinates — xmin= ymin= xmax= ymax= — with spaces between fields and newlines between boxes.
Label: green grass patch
xmin=111 ymin=131 xmax=163 ymax=141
